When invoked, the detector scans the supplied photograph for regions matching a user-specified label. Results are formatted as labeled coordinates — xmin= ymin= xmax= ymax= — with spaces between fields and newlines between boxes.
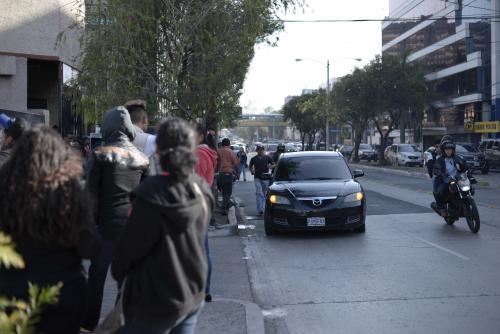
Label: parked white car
xmin=387 ymin=144 xmax=423 ymax=167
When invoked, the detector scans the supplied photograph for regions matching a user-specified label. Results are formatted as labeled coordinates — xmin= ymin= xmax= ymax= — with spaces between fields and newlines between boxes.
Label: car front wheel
xmin=264 ymin=217 xmax=277 ymax=235
xmin=353 ymin=224 xmax=366 ymax=233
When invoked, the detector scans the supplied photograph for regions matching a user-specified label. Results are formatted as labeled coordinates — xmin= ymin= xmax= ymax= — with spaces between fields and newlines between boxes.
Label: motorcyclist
xmin=272 ymin=143 xmax=286 ymax=165
xmin=431 ymin=136 xmax=468 ymax=216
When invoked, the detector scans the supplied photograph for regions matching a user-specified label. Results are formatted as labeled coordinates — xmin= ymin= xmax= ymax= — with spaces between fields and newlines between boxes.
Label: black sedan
xmin=263 ymin=152 xmax=366 ymax=235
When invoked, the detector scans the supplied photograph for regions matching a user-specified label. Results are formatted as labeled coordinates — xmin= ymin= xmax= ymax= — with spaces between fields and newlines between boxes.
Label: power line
xmin=278 ymin=15 xmax=500 ymax=23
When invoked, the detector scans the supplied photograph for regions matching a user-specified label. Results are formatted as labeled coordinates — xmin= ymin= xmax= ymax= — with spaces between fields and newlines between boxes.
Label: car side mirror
xmin=353 ymin=169 xmax=364 ymax=178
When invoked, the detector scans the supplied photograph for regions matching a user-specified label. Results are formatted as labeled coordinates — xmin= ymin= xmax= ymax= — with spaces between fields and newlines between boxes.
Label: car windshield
xmin=458 ymin=144 xmax=478 ymax=152
xmin=359 ymin=144 xmax=372 ymax=150
xmin=342 ymin=146 xmax=353 ymax=150
xmin=455 ymin=145 xmax=468 ymax=153
xmin=399 ymin=144 xmax=416 ymax=152
xmin=267 ymin=144 xmax=278 ymax=151
xmin=275 ymin=157 xmax=352 ymax=181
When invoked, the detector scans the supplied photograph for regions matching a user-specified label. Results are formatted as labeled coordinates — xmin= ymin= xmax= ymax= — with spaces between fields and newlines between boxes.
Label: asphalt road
xmin=234 ymin=168 xmax=500 ymax=334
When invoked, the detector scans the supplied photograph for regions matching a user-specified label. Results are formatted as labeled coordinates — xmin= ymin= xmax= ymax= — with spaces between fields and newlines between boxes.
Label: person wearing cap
xmin=217 ymin=138 xmax=239 ymax=215
xmin=249 ymin=145 xmax=275 ymax=216
xmin=431 ymin=136 xmax=468 ymax=215
xmin=0 ymin=116 xmax=28 ymax=167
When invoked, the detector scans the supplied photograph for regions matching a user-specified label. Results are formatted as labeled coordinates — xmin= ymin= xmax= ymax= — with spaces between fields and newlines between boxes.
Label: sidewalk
xmin=196 ymin=206 xmax=264 ymax=334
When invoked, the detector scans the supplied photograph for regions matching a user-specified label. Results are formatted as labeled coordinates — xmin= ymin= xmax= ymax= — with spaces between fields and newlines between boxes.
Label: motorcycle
xmin=431 ymin=171 xmax=480 ymax=233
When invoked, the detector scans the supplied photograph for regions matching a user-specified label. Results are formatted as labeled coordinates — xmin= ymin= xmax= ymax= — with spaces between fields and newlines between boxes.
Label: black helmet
xmin=440 ymin=136 xmax=455 ymax=152
xmin=221 ymin=138 xmax=230 ymax=146
xmin=277 ymin=143 xmax=285 ymax=151
xmin=255 ymin=144 xmax=264 ymax=151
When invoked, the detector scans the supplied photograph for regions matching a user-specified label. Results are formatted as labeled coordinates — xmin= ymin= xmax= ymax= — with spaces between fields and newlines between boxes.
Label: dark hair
xmin=195 ymin=123 xmax=217 ymax=150
xmin=124 ymin=99 xmax=148 ymax=124
xmin=156 ymin=117 xmax=197 ymax=180
xmin=434 ymin=139 xmax=441 ymax=145
xmin=221 ymin=138 xmax=230 ymax=146
xmin=4 ymin=118 xmax=28 ymax=141
xmin=0 ymin=126 xmax=93 ymax=247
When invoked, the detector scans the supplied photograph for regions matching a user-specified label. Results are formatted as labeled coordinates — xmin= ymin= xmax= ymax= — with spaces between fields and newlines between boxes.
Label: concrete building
xmin=0 ymin=0 xmax=84 ymax=133
xmin=382 ymin=0 xmax=500 ymax=146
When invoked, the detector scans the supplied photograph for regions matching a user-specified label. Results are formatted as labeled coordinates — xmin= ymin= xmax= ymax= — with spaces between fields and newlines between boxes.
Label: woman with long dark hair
xmin=0 ymin=126 xmax=101 ymax=334
xmin=112 ymin=117 xmax=214 ymax=334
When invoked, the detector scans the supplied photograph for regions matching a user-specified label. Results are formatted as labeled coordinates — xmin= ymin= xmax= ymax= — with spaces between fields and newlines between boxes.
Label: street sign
xmin=464 ymin=121 xmax=500 ymax=133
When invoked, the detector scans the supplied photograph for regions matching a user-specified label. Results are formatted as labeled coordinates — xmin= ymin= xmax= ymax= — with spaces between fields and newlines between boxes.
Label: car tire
xmin=353 ymin=224 xmax=366 ymax=233
xmin=264 ymin=217 xmax=277 ymax=236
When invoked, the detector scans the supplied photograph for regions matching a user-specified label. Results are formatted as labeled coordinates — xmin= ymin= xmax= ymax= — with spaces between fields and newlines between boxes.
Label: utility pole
xmin=492 ymin=0 xmax=500 ymax=138
xmin=326 ymin=60 xmax=330 ymax=151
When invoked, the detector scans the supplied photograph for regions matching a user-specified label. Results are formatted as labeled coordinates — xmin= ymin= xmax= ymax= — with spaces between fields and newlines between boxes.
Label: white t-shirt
xmin=133 ymin=125 xmax=156 ymax=158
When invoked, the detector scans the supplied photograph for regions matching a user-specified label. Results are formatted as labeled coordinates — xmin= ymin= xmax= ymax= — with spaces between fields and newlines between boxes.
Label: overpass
xmin=237 ymin=113 xmax=290 ymax=127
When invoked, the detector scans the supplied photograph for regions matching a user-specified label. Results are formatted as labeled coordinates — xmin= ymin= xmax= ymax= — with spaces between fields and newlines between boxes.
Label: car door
xmin=490 ymin=141 xmax=500 ymax=168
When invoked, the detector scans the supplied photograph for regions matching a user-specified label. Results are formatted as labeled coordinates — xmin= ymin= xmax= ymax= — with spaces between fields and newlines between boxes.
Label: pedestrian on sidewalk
xmin=249 ymin=145 xmax=275 ymax=215
xmin=217 ymin=138 xmax=239 ymax=215
xmin=124 ymin=99 xmax=161 ymax=175
xmin=195 ymin=123 xmax=218 ymax=303
xmin=237 ymin=146 xmax=248 ymax=181
xmin=0 ymin=116 xmax=28 ymax=167
xmin=111 ymin=117 xmax=214 ymax=334
xmin=0 ymin=126 xmax=101 ymax=334
xmin=82 ymin=107 xmax=149 ymax=332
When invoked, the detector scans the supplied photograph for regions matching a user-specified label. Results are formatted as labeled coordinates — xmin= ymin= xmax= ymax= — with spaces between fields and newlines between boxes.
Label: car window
xmin=359 ymin=144 xmax=372 ymax=150
xmin=460 ymin=144 xmax=478 ymax=152
xmin=399 ymin=144 xmax=416 ymax=152
xmin=455 ymin=145 xmax=468 ymax=153
xmin=267 ymin=144 xmax=278 ymax=151
xmin=275 ymin=157 xmax=352 ymax=181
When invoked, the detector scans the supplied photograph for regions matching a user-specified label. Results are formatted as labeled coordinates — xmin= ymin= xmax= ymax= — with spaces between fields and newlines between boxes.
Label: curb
xmin=350 ymin=163 xmax=430 ymax=180
xmin=215 ymin=298 xmax=265 ymax=334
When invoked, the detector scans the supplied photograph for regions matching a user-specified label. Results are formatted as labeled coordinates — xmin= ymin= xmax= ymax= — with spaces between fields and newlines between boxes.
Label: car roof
xmin=281 ymin=151 xmax=343 ymax=159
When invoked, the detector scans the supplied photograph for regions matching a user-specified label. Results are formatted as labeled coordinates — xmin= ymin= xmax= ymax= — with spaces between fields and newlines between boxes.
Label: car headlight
xmin=344 ymin=192 xmax=364 ymax=203
xmin=269 ymin=194 xmax=291 ymax=205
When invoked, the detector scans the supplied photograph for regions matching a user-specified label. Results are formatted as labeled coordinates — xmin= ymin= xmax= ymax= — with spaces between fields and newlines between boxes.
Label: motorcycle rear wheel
xmin=463 ymin=199 xmax=480 ymax=233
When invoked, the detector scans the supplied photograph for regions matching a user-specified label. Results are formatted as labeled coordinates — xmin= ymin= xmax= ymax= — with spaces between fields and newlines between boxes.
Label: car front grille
xmin=347 ymin=215 xmax=361 ymax=224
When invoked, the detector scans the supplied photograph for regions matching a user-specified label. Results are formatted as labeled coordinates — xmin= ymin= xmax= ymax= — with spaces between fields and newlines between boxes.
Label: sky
xmin=240 ymin=0 xmax=389 ymax=114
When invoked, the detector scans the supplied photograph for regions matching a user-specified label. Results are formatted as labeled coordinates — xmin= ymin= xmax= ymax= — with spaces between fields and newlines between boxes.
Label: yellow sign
xmin=472 ymin=121 xmax=500 ymax=133
xmin=464 ymin=122 xmax=474 ymax=131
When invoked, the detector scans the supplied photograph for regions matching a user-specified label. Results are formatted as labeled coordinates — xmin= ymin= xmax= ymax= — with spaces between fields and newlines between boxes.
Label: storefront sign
xmin=474 ymin=121 xmax=500 ymax=133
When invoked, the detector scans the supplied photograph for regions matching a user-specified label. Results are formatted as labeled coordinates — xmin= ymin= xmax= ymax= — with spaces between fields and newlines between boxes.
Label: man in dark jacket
xmin=431 ymin=136 xmax=468 ymax=215
xmin=82 ymin=106 xmax=149 ymax=331
xmin=0 ymin=117 xmax=28 ymax=167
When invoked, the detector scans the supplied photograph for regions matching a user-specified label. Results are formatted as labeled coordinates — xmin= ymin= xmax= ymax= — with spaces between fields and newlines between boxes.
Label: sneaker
xmin=205 ymin=293 xmax=213 ymax=302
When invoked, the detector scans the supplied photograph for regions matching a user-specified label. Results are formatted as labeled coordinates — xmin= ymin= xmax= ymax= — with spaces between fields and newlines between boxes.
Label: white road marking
xmin=402 ymin=231 xmax=470 ymax=260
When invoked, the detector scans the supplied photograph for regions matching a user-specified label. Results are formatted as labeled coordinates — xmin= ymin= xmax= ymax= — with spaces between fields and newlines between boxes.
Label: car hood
xmin=270 ymin=179 xmax=361 ymax=198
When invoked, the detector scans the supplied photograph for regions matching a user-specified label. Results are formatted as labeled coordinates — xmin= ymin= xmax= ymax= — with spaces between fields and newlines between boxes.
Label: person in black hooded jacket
xmin=82 ymin=106 xmax=149 ymax=331
xmin=112 ymin=117 xmax=214 ymax=334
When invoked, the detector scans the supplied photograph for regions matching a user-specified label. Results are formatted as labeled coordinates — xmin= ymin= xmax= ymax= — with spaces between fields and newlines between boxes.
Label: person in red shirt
xmin=217 ymin=138 xmax=239 ymax=215
xmin=194 ymin=124 xmax=218 ymax=303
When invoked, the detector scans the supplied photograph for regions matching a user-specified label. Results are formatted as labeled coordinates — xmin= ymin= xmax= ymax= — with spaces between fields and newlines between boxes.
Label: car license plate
xmin=307 ymin=217 xmax=325 ymax=227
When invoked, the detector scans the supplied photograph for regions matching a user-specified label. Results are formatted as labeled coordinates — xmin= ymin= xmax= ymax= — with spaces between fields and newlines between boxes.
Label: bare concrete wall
xmin=0 ymin=0 xmax=84 ymax=67
xmin=0 ymin=57 xmax=27 ymax=112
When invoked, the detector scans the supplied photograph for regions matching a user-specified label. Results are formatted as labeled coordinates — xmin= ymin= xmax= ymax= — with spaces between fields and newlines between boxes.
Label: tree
xmin=367 ymin=55 xmax=429 ymax=161
xmin=69 ymin=0 xmax=304 ymax=129
xmin=282 ymin=92 xmax=325 ymax=151
xmin=331 ymin=68 xmax=376 ymax=162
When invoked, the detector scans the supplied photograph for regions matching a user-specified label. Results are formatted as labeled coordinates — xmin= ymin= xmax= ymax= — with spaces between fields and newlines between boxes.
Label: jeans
xmin=119 ymin=302 xmax=204 ymax=334
xmin=82 ymin=239 xmax=116 ymax=330
xmin=434 ymin=180 xmax=449 ymax=208
xmin=239 ymin=163 xmax=247 ymax=181
xmin=220 ymin=172 xmax=233 ymax=211
xmin=254 ymin=178 xmax=268 ymax=213
xmin=204 ymin=231 xmax=212 ymax=294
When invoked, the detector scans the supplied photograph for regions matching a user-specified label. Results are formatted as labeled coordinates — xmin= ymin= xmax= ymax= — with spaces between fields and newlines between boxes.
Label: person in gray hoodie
xmin=82 ymin=106 xmax=149 ymax=331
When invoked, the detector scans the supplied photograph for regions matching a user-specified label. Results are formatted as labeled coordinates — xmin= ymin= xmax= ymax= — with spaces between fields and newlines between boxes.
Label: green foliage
xmin=73 ymin=0 xmax=303 ymax=129
xmin=282 ymin=91 xmax=326 ymax=150
xmin=0 ymin=234 xmax=24 ymax=270
xmin=0 ymin=233 xmax=62 ymax=334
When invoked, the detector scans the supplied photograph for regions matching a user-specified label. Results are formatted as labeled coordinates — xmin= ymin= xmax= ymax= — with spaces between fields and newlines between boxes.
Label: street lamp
xmin=295 ymin=58 xmax=362 ymax=150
